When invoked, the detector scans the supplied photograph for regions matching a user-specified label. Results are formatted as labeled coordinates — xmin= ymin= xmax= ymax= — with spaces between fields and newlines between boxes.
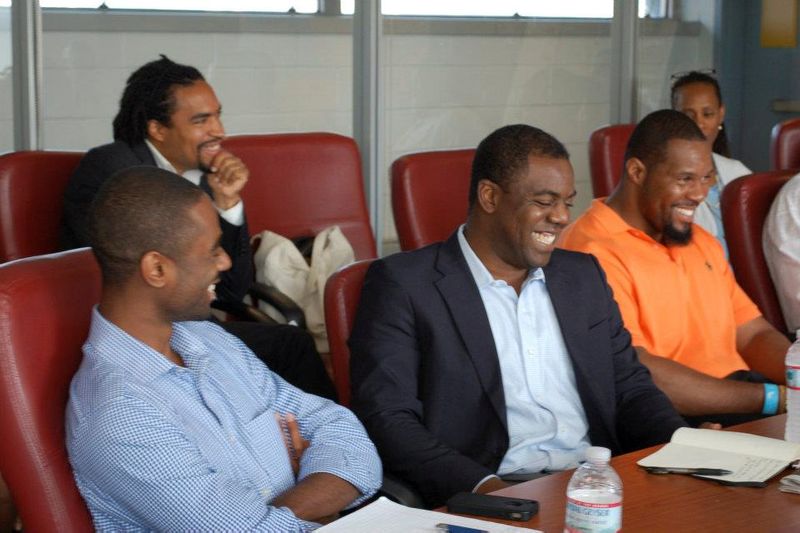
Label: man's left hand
xmin=207 ymin=150 xmax=249 ymax=210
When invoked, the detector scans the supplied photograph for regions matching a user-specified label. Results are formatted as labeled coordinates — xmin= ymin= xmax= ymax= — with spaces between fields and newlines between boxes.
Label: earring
xmin=718 ymin=124 xmax=723 ymax=131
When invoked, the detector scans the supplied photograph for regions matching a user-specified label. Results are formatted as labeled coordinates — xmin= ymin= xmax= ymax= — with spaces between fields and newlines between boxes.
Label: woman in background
xmin=671 ymin=70 xmax=751 ymax=257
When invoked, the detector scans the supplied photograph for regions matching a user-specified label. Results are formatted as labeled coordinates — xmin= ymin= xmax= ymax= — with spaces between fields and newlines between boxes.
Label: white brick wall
xmin=0 ymin=25 xmax=710 ymax=247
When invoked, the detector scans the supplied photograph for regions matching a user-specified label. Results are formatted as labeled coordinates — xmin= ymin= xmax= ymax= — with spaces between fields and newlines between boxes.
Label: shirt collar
xmin=85 ymin=307 xmax=210 ymax=383
xmin=457 ymin=225 xmax=544 ymax=288
xmin=144 ymin=139 xmax=203 ymax=186
xmin=588 ymin=198 xmax=661 ymax=244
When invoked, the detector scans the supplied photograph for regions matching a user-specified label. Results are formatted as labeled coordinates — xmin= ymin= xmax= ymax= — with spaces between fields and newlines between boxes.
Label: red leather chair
xmin=323 ymin=259 xmax=374 ymax=407
xmin=391 ymin=149 xmax=474 ymax=251
xmin=721 ymin=170 xmax=795 ymax=333
xmin=224 ymin=133 xmax=377 ymax=260
xmin=0 ymin=151 xmax=83 ymax=262
xmin=323 ymin=258 xmax=424 ymax=507
xmin=770 ymin=118 xmax=800 ymax=171
xmin=588 ymin=124 xmax=635 ymax=198
xmin=0 ymin=248 xmax=98 ymax=531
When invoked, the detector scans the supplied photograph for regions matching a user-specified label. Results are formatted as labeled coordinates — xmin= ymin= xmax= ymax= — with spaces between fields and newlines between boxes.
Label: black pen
xmin=644 ymin=466 xmax=733 ymax=476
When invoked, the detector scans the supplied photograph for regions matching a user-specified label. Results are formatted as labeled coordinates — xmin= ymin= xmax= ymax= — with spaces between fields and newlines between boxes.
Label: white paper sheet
xmin=318 ymin=497 xmax=541 ymax=532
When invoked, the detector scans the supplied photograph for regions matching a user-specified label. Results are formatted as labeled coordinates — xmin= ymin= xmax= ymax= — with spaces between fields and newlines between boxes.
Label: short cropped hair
xmin=469 ymin=124 xmax=569 ymax=208
xmin=624 ymin=109 xmax=706 ymax=171
xmin=112 ymin=55 xmax=204 ymax=145
xmin=89 ymin=166 xmax=205 ymax=285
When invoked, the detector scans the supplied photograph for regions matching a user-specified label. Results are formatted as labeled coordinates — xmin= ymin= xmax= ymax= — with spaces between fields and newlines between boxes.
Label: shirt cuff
xmin=471 ymin=474 xmax=500 ymax=493
xmin=217 ymin=200 xmax=245 ymax=226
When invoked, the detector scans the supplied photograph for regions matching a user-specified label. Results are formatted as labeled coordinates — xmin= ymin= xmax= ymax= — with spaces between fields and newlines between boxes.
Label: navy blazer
xmin=61 ymin=141 xmax=252 ymax=303
xmin=349 ymin=232 xmax=685 ymax=507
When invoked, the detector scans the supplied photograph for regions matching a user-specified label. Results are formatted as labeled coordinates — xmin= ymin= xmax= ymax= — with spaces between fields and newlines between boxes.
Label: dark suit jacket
xmin=349 ymin=232 xmax=686 ymax=507
xmin=61 ymin=141 xmax=252 ymax=303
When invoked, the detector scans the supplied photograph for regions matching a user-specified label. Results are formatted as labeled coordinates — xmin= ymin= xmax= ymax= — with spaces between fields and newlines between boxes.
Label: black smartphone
xmin=446 ymin=492 xmax=539 ymax=521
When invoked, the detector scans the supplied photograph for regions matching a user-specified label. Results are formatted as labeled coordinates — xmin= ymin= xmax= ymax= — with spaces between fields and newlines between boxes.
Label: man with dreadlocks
xmin=61 ymin=55 xmax=336 ymax=400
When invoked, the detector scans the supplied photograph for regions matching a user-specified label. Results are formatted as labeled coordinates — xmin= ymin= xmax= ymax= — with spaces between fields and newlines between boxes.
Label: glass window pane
xmin=341 ymin=0 xmax=668 ymax=19
xmin=342 ymin=1 xmax=614 ymax=18
xmin=38 ymin=1 xmax=318 ymax=13
xmin=0 ymin=3 xmax=12 ymax=153
xmin=381 ymin=1 xmax=612 ymax=18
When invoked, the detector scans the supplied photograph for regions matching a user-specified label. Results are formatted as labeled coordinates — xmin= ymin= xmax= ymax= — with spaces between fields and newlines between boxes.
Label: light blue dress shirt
xmin=704 ymin=182 xmax=729 ymax=258
xmin=457 ymin=227 xmax=590 ymax=475
xmin=66 ymin=308 xmax=381 ymax=532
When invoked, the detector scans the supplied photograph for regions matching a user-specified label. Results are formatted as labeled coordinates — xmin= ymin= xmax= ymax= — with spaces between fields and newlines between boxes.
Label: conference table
xmin=449 ymin=415 xmax=800 ymax=532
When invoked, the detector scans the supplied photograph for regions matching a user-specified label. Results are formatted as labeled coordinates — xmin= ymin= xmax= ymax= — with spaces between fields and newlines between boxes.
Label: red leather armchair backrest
xmin=323 ymin=259 xmax=374 ymax=407
xmin=0 ymin=248 xmax=98 ymax=531
xmin=223 ymin=133 xmax=377 ymax=260
xmin=588 ymin=124 xmax=635 ymax=198
xmin=770 ymin=118 xmax=800 ymax=171
xmin=0 ymin=151 xmax=83 ymax=262
xmin=721 ymin=170 xmax=795 ymax=333
xmin=391 ymin=149 xmax=474 ymax=251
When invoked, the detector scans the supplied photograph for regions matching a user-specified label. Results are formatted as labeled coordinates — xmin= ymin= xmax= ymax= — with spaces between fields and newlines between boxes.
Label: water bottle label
xmin=787 ymin=365 xmax=800 ymax=390
xmin=565 ymin=497 xmax=621 ymax=533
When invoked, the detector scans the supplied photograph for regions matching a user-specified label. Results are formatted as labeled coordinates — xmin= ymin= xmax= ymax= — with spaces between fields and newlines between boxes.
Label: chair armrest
xmin=211 ymin=299 xmax=277 ymax=324
xmin=379 ymin=473 xmax=425 ymax=509
xmin=249 ymin=282 xmax=307 ymax=329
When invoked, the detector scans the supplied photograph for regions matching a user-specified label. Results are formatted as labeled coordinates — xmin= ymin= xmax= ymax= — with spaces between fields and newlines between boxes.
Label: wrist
xmin=779 ymin=385 xmax=788 ymax=414
xmin=214 ymin=194 xmax=241 ymax=211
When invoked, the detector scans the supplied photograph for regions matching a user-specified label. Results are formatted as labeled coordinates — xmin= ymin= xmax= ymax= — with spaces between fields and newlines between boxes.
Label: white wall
xmin=32 ymin=21 xmax=710 ymax=248
xmin=40 ymin=31 xmax=354 ymax=149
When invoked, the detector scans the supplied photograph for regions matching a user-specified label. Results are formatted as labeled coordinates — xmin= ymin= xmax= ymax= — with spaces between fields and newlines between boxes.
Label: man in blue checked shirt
xmin=65 ymin=166 xmax=381 ymax=531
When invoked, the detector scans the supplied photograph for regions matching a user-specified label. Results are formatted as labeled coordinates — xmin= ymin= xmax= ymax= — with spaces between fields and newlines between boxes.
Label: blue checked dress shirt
xmin=66 ymin=308 xmax=382 ymax=532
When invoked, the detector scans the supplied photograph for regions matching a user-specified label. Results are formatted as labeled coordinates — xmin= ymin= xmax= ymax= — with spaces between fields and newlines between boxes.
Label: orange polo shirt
xmin=559 ymin=199 xmax=760 ymax=378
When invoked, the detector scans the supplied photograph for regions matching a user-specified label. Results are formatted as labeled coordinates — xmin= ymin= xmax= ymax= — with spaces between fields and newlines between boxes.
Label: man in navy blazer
xmin=60 ymin=55 xmax=336 ymax=401
xmin=349 ymin=124 xmax=686 ymax=507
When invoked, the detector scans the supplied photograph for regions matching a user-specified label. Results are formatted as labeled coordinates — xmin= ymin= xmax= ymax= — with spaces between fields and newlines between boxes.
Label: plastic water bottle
xmin=785 ymin=332 xmax=800 ymax=442
xmin=564 ymin=446 xmax=622 ymax=533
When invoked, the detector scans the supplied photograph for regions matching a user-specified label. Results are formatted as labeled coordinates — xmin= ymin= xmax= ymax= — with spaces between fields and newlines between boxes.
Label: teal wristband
xmin=762 ymin=383 xmax=779 ymax=415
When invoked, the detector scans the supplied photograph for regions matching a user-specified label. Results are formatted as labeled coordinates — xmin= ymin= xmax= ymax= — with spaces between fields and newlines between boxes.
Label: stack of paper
xmin=319 ymin=497 xmax=540 ymax=532
xmin=779 ymin=473 xmax=800 ymax=494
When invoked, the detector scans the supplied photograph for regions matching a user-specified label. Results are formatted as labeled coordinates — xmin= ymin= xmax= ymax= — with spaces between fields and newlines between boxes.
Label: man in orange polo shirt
xmin=560 ymin=109 xmax=790 ymax=424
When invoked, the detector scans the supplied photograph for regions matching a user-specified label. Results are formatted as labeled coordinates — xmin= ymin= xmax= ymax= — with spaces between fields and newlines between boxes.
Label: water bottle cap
xmin=584 ymin=446 xmax=611 ymax=463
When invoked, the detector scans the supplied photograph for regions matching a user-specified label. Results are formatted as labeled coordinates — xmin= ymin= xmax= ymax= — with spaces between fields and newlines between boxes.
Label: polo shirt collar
xmin=589 ymin=198 xmax=662 ymax=245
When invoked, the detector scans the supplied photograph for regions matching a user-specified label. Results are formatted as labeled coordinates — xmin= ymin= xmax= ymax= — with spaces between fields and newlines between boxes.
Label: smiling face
xmin=637 ymin=139 xmax=714 ymax=245
xmin=483 ymin=155 xmax=576 ymax=270
xmin=163 ymin=197 xmax=231 ymax=322
xmin=672 ymin=81 xmax=725 ymax=151
xmin=147 ymin=81 xmax=225 ymax=174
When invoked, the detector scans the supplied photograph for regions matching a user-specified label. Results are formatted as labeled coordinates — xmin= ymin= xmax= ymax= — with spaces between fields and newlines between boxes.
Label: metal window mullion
xmin=352 ymin=0 xmax=383 ymax=254
xmin=611 ymin=0 xmax=638 ymax=124
xmin=318 ymin=0 xmax=341 ymax=16
xmin=12 ymin=0 xmax=42 ymax=150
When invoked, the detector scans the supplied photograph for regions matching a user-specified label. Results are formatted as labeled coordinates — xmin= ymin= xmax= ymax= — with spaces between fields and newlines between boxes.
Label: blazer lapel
xmin=131 ymin=142 xmax=157 ymax=166
xmin=133 ymin=141 xmax=215 ymax=197
xmin=543 ymin=252 xmax=616 ymax=440
xmin=434 ymin=233 xmax=507 ymax=430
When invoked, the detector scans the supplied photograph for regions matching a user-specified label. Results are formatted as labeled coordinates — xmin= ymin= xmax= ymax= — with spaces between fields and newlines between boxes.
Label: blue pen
xmin=436 ymin=523 xmax=489 ymax=533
